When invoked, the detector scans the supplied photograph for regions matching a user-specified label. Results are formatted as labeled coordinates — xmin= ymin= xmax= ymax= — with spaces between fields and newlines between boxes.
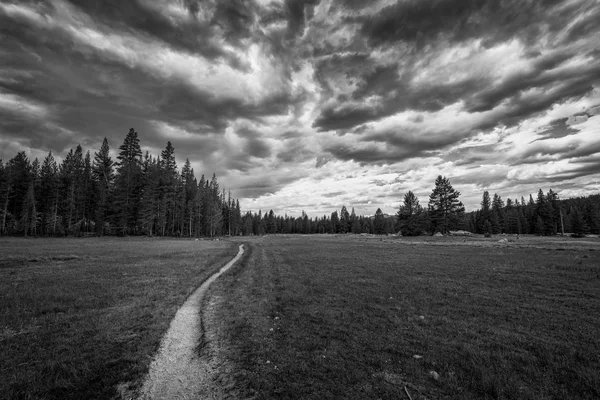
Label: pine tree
xmin=330 ymin=211 xmax=340 ymax=234
xmin=492 ymin=193 xmax=505 ymax=233
xmin=0 ymin=160 xmax=8 ymax=235
xmin=39 ymin=153 xmax=59 ymax=235
xmin=373 ymin=208 xmax=386 ymax=234
xmin=114 ymin=128 xmax=143 ymax=234
xmin=5 ymin=152 xmax=32 ymax=233
xmin=397 ymin=190 xmax=425 ymax=236
xmin=267 ymin=209 xmax=276 ymax=234
xmin=544 ymin=189 xmax=559 ymax=235
xmin=180 ymin=159 xmax=197 ymax=237
xmin=93 ymin=138 xmax=114 ymax=235
xmin=351 ymin=218 xmax=361 ymax=234
xmin=138 ymin=153 xmax=161 ymax=236
xmin=339 ymin=206 xmax=350 ymax=233
xmin=21 ymin=182 xmax=37 ymax=236
xmin=428 ymin=176 xmax=465 ymax=234
xmin=159 ymin=141 xmax=178 ymax=235
xmin=479 ymin=191 xmax=491 ymax=233
xmin=81 ymin=151 xmax=94 ymax=232
xmin=232 ymin=199 xmax=242 ymax=236
xmin=204 ymin=173 xmax=223 ymax=237
xmin=583 ymin=202 xmax=600 ymax=234
xmin=571 ymin=208 xmax=588 ymax=237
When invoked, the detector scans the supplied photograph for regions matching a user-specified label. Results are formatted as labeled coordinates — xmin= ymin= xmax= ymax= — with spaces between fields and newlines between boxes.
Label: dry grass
xmin=209 ymin=235 xmax=600 ymax=399
xmin=0 ymin=237 xmax=238 ymax=400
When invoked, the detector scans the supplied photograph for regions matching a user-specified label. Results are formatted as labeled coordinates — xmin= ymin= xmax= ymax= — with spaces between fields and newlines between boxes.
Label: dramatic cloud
xmin=1 ymin=0 xmax=599 ymax=216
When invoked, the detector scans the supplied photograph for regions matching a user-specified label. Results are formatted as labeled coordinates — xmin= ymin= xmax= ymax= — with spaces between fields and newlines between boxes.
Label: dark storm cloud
xmin=276 ymin=144 xmax=314 ymax=164
xmin=62 ymin=0 xmax=257 ymax=61
xmin=451 ymin=168 xmax=510 ymax=188
xmin=469 ymin=70 xmax=600 ymax=135
xmin=313 ymin=105 xmax=381 ymax=132
xmin=356 ymin=0 xmax=588 ymax=49
xmin=325 ymin=141 xmax=438 ymax=165
xmin=516 ymin=139 xmax=600 ymax=166
xmin=234 ymin=172 xmax=306 ymax=198
xmin=284 ymin=0 xmax=320 ymax=38
xmin=2 ymin=0 xmax=600 ymax=210
xmin=310 ymin=0 xmax=600 ymax=140
xmin=0 ymin=1 xmax=299 ymax=163
xmin=312 ymin=79 xmax=468 ymax=132
xmin=465 ymin=50 xmax=600 ymax=113
xmin=444 ymin=144 xmax=500 ymax=166
xmin=533 ymin=118 xmax=579 ymax=141
xmin=244 ymin=138 xmax=271 ymax=159
xmin=545 ymin=162 xmax=600 ymax=182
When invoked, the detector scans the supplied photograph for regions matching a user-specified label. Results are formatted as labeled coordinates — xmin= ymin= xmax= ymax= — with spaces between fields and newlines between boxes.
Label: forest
xmin=1 ymin=129 xmax=599 ymax=237
xmin=0 ymin=129 xmax=241 ymax=237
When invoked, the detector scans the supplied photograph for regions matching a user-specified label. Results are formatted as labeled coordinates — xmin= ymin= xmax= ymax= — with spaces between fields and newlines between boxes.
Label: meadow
xmin=0 ymin=237 xmax=238 ymax=400
xmin=2 ymin=234 xmax=599 ymax=399
xmin=209 ymin=235 xmax=600 ymax=399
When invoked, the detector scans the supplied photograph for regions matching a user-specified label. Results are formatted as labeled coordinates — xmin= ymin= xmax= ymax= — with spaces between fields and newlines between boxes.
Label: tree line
xmin=0 ymin=128 xmax=242 ymax=237
xmin=1 ymin=133 xmax=598 ymax=238
xmin=240 ymin=175 xmax=466 ymax=236
xmin=238 ymin=176 xmax=599 ymax=237
xmin=465 ymin=189 xmax=600 ymax=237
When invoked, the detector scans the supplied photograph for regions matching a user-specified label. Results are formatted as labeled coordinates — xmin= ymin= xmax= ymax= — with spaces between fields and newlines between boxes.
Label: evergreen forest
xmin=1 ymin=129 xmax=599 ymax=237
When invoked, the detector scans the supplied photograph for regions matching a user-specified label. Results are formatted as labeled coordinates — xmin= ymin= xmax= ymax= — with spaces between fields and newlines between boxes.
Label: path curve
xmin=138 ymin=244 xmax=244 ymax=400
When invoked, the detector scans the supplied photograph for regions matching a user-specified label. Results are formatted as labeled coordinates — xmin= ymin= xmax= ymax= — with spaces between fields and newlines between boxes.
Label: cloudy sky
xmin=1 ymin=0 xmax=599 ymax=216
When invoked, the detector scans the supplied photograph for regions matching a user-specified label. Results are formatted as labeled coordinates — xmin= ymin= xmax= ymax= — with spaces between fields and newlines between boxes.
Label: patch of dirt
xmin=136 ymin=244 xmax=244 ymax=400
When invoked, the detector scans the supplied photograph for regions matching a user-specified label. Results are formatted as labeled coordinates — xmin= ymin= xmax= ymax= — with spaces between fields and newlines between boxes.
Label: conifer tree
xmin=428 ymin=176 xmax=465 ymax=234
xmin=492 ymin=193 xmax=505 ymax=233
xmin=571 ymin=208 xmax=588 ymax=237
xmin=159 ymin=141 xmax=178 ymax=235
xmin=39 ymin=153 xmax=59 ymax=235
xmin=351 ymin=217 xmax=361 ymax=234
xmin=373 ymin=208 xmax=386 ymax=234
xmin=397 ymin=190 xmax=425 ymax=236
xmin=93 ymin=138 xmax=114 ymax=235
xmin=180 ymin=159 xmax=197 ymax=237
xmin=6 ymin=152 xmax=32 ymax=233
xmin=339 ymin=205 xmax=350 ymax=233
xmin=330 ymin=210 xmax=340 ymax=234
xmin=267 ymin=210 xmax=276 ymax=234
xmin=0 ymin=160 xmax=8 ymax=234
xmin=114 ymin=128 xmax=143 ymax=234
xmin=479 ymin=191 xmax=491 ymax=234
xmin=138 ymin=152 xmax=161 ymax=236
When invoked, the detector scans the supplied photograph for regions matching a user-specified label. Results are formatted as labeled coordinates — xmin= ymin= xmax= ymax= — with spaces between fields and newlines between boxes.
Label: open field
xmin=0 ymin=237 xmax=238 ymax=400
xmin=209 ymin=235 xmax=600 ymax=399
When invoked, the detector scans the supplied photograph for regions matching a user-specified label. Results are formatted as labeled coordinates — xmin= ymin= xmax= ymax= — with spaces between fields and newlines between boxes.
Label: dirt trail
xmin=137 ymin=244 xmax=244 ymax=400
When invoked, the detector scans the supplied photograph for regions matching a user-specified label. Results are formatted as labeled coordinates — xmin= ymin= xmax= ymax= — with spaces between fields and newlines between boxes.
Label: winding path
xmin=138 ymin=244 xmax=245 ymax=400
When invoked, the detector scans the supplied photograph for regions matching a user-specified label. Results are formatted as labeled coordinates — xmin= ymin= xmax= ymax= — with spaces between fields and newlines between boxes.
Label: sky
xmin=1 ymin=0 xmax=600 ymax=217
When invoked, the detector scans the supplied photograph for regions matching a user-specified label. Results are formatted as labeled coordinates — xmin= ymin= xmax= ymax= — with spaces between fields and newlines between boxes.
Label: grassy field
xmin=209 ymin=235 xmax=600 ymax=399
xmin=0 ymin=237 xmax=238 ymax=400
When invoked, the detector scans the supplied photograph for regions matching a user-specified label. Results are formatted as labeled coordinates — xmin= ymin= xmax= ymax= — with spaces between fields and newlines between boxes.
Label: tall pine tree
xmin=428 ymin=176 xmax=465 ymax=234
xmin=114 ymin=128 xmax=143 ymax=234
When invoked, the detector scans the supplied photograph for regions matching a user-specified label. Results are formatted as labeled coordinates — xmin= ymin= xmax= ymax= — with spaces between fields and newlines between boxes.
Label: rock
xmin=413 ymin=355 xmax=423 ymax=360
xmin=429 ymin=370 xmax=440 ymax=381
xmin=498 ymin=238 xmax=508 ymax=243
xmin=433 ymin=232 xmax=443 ymax=237
xmin=419 ymin=315 xmax=425 ymax=320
